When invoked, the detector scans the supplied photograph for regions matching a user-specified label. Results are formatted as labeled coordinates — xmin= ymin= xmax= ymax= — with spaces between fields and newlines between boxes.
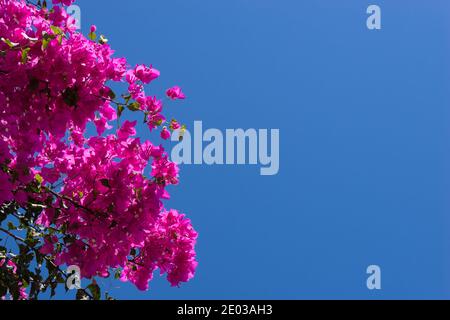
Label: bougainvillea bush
xmin=0 ymin=0 xmax=197 ymax=300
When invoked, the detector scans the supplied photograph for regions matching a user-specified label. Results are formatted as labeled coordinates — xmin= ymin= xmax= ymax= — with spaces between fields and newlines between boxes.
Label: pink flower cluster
xmin=0 ymin=0 xmax=197 ymax=292
xmin=120 ymin=210 xmax=198 ymax=290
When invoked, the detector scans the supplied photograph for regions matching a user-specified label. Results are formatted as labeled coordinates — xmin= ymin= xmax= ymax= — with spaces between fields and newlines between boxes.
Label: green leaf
xmin=87 ymin=282 xmax=101 ymax=300
xmin=88 ymin=32 xmax=97 ymax=41
xmin=50 ymin=25 xmax=63 ymax=36
xmin=100 ymin=179 xmax=110 ymax=188
xmin=62 ymin=87 xmax=79 ymax=107
xmin=21 ymin=279 xmax=29 ymax=289
xmin=107 ymin=88 xmax=116 ymax=100
xmin=127 ymin=102 xmax=141 ymax=112
xmin=35 ymin=174 xmax=43 ymax=185
xmin=41 ymin=38 xmax=50 ymax=50
xmin=76 ymin=289 xmax=90 ymax=300
xmin=114 ymin=269 xmax=122 ymax=280
xmin=21 ymin=48 xmax=30 ymax=64
xmin=117 ymin=104 xmax=125 ymax=118
xmin=41 ymin=33 xmax=53 ymax=50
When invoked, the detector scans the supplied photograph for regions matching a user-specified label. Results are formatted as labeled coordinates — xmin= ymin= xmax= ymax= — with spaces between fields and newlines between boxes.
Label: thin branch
xmin=45 ymin=187 xmax=108 ymax=220
xmin=0 ymin=227 xmax=95 ymax=300
xmin=0 ymin=227 xmax=25 ymax=243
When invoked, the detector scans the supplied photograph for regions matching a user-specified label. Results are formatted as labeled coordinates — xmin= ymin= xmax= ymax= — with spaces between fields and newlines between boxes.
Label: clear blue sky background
xmin=60 ymin=0 xmax=450 ymax=299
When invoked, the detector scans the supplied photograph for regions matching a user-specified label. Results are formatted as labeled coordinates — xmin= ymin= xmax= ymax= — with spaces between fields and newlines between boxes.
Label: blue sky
xmin=58 ymin=0 xmax=450 ymax=299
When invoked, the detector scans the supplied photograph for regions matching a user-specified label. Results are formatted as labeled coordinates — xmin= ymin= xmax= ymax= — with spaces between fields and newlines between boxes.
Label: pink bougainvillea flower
xmin=134 ymin=65 xmax=160 ymax=84
xmin=170 ymin=119 xmax=181 ymax=130
xmin=52 ymin=0 xmax=75 ymax=5
xmin=160 ymin=127 xmax=171 ymax=140
xmin=166 ymin=86 xmax=186 ymax=100
xmin=117 ymin=120 xmax=137 ymax=140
